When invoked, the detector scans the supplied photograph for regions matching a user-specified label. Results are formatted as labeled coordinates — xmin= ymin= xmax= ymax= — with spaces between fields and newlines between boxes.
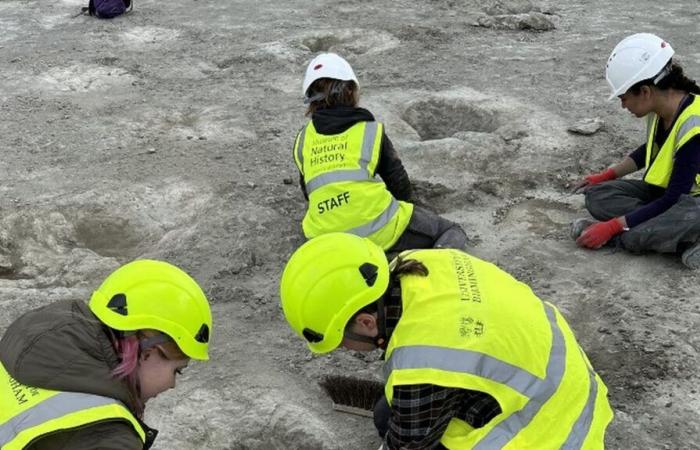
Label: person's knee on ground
xmin=390 ymin=206 xmax=468 ymax=252
xmin=434 ymin=222 xmax=468 ymax=251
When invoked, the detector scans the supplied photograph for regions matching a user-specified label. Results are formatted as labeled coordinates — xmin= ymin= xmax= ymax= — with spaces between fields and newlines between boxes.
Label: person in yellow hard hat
xmin=571 ymin=33 xmax=700 ymax=269
xmin=280 ymin=233 xmax=613 ymax=449
xmin=292 ymin=52 xmax=468 ymax=253
xmin=0 ymin=259 xmax=212 ymax=450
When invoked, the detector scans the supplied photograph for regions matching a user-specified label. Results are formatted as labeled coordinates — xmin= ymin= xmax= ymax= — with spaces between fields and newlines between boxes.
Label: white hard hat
xmin=605 ymin=33 xmax=674 ymax=100
xmin=302 ymin=53 xmax=359 ymax=97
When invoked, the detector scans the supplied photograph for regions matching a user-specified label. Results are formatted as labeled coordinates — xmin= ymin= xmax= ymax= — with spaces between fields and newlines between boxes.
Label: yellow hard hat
xmin=279 ymin=233 xmax=389 ymax=354
xmin=89 ymin=259 xmax=212 ymax=360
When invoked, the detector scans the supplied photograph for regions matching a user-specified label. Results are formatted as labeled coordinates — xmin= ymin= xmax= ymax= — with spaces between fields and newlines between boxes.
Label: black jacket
xmin=296 ymin=106 xmax=412 ymax=202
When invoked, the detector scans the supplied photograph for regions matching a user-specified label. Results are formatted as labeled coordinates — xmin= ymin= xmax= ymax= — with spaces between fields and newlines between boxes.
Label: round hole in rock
xmin=402 ymin=98 xmax=501 ymax=141
xmin=73 ymin=214 xmax=148 ymax=258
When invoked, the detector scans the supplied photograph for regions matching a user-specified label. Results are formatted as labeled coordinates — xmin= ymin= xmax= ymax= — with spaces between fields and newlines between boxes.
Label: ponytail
xmin=656 ymin=62 xmax=700 ymax=94
xmin=630 ymin=61 xmax=700 ymax=95
xmin=391 ymin=255 xmax=429 ymax=277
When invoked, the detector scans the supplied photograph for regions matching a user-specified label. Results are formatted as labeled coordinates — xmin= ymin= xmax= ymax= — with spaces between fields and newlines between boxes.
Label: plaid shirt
xmin=382 ymin=290 xmax=502 ymax=449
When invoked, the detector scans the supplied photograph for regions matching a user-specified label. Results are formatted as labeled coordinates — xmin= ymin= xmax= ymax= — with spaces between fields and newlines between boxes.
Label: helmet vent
xmin=195 ymin=324 xmax=210 ymax=343
xmin=107 ymin=294 xmax=128 ymax=316
xmin=302 ymin=328 xmax=324 ymax=343
xmin=358 ymin=263 xmax=378 ymax=287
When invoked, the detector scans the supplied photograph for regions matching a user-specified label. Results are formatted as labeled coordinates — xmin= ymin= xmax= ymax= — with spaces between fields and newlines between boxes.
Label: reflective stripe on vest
xmin=384 ymin=304 xmax=596 ymax=448
xmin=0 ymin=392 xmax=139 ymax=448
xmin=0 ymin=361 xmax=145 ymax=450
xmin=644 ymin=95 xmax=700 ymax=193
xmin=295 ymin=125 xmax=307 ymax=168
xmin=293 ymin=120 xmax=413 ymax=249
xmin=304 ymin=121 xmax=379 ymax=194
xmin=383 ymin=249 xmax=613 ymax=449
xmin=347 ymin=197 xmax=400 ymax=238
xmin=560 ymin=348 xmax=599 ymax=449
xmin=677 ymin=115 xmax=700 ymax=147
xmin=474 ymin=305 xmax=566 ymax=448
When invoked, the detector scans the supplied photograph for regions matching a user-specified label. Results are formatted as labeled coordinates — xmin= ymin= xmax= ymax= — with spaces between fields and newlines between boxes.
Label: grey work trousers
xmin=584 ymin=179 xmax=700 ymax=254
xmin=388 ymin=206 xmax=468 ymax=253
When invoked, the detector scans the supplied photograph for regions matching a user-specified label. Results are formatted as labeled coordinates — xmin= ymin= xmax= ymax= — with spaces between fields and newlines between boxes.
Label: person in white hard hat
xmin=570 ymin=33 xmax=700 ymax=269
xmin=291 ymin=52 xmax=468 ymax=253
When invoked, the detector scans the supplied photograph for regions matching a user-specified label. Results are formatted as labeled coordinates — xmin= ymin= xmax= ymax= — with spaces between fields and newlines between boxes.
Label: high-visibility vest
xmin=383 ymin=249 xmax=614 ymax=449
xmin=643 ymin=94 xmax=700 ymax=195
xmin=0 ymin=361 xmax=145 ymax=450
xmin=293 ymin=121 xmax=413 ymax=250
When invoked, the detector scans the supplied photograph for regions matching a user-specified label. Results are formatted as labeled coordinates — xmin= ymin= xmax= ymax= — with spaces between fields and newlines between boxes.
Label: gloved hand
xmin=572 ymin=168 xmax=617 ymax=193
xmin=576 ymin=218 xmax=624 ymax=249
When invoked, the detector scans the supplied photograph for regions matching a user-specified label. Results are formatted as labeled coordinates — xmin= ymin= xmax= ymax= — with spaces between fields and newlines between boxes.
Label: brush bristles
xmin=319 ymin=375 xmax=385 ymax=411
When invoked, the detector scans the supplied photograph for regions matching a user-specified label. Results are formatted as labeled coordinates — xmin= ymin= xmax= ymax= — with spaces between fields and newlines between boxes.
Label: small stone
xmin=0 ymin=254 xmax=13 ymax=274
xmin=665 ymin=402 xmax=673 ymax=408
xmin=567 ymin=118 xmax=604 ymax=135
xmin=474 ymin=12 xmax=556 ymax=31
xmin=247 ymin=182 xmax=256 ymax=188
xmin=282 ymin=178 xmax=293 ymax=185
xmin=147 ymin=148 xmax=156 ymax=154
xmin=198 ymin=136 xmax=207 ymax=140
xmin=187 ymin=135 xmax=194 ymax=140
xmin=10 ymin=58 xmax=20 ymax=63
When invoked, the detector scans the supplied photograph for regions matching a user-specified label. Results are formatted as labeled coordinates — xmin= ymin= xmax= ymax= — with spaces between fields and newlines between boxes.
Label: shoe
xmin=681 ymin=241 xmax=700 ymax=270
xmin=570 ymin=218 xmax=597 ymax=240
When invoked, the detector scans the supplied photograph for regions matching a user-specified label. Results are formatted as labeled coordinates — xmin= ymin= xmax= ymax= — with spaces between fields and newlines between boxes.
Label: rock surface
xmin=0 ymin=0 xmax=698 ymax=449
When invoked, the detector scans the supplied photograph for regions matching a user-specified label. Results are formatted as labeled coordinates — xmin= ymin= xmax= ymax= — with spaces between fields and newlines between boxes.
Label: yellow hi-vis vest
xmin=293 ymin=121 xmax=413 ymax=250
xmin=0 ymin=361 xmax=145 ymax=450
xmin=383 ymin=249 xmax=614 ymax=449
xmin=643 ymin=94 xmax=700 ymax=195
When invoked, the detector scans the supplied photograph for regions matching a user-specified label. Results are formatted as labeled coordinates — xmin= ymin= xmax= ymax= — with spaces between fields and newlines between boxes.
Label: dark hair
xmin=346 ymin=256 xmax=429 ymax=327
xmin=629 ymin=61 xmax=700 ymax=95
xmin=305 ymin=78 xmax=359 ymax=116
xmin=392 ymin=256 xmax=430 ymax=278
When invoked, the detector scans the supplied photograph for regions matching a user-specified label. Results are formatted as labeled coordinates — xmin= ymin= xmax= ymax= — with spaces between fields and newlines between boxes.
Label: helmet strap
xmin=342 ymin=295 xmax=389 ymax=349
xmin=139 ymin=333 xmax=173 ymax=351
xmin=343 ymin=329 xmax=379 ymax=345
xmin=654 ymin=63 xmax=672 ymax=85
xmin=303 ymin=91 xmax=326 ymax=105
xmin=374 ymin=295 xmax=388 ymax=350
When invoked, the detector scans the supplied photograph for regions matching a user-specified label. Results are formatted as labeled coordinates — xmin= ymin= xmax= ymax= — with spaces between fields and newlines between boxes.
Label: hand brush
xmin=319 ymin=375 xmax=384 ymax=418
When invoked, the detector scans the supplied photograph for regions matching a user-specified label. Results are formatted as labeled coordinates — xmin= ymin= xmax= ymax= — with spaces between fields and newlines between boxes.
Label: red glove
xmin=585 ymin=168 xmax=617 ymax=185
xmin=576 ymin=219 xmax=624 ymax=249
xmin=572 ymin=168 xmax=616 ymax=193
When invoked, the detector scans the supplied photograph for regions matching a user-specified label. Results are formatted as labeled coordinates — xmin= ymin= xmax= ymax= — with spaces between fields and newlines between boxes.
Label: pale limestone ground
xmin=0 ymin=0 xmax=699 ymax=448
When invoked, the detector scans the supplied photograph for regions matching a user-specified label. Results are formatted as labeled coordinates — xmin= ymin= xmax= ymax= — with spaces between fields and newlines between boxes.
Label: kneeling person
xmin=280 ymin=233 xmax=613 ymax=449
xmin=294 ymin=53 xmax=467 ymax=253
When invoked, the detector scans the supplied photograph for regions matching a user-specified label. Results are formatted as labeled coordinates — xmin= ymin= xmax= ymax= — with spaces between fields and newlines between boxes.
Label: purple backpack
xmin=83 ymin=0 xmax=132 ymax=18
